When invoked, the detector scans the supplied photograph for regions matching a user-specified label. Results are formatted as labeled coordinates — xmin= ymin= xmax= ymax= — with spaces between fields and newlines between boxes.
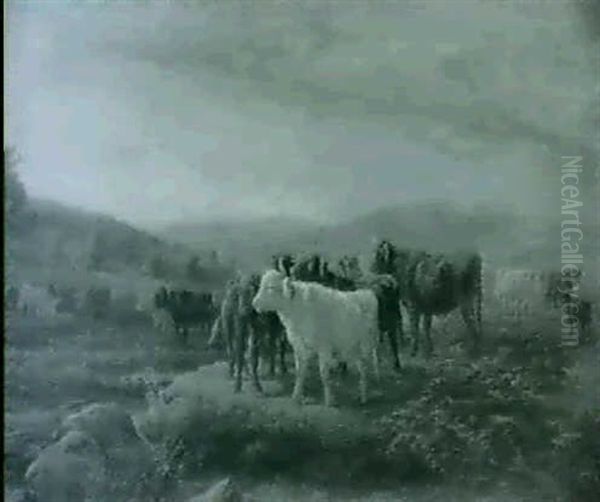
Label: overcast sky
xmin=6 ymin=1 xmax=598 ymax=227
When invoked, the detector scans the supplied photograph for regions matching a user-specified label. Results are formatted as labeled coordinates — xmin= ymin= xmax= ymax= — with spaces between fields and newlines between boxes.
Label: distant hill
xmin=5 ymin=198 xmax=233 ymax=293
xmin=158 ymin=200 xmax=599 ymax=276
xmin=8 ymin=198 xmax=596 ymax=293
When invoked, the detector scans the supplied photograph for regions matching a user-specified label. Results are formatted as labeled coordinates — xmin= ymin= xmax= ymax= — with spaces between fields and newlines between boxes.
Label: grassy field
xmin=5 ymin=307 xmax=599 ymax=501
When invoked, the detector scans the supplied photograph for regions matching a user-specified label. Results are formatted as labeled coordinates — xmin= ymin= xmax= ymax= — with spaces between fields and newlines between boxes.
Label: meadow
xmin=5 ymin=298 xmax=598 ymax=501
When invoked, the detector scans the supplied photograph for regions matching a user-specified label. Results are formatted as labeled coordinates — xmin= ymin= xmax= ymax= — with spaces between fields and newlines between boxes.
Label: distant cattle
xmin=84 ymin=286 xmax=112 ymax=320
xmin=561 ymin=297 xmax=595 ymax=345
xmin=17 ymin=283 xmax=59 ymax=319
xmin=252 ymin=269 xmax=380 ymax=406
xmin=493 ymin=268 xmax=551 ymax=320
xmin=5 ymin=285 xmax=20 ymax=312
xmin=372 ymin=240 xmax=483 ymax=356
xmin=492 ymin=268 xmax=582 ymax=321
xmin=153 ymin=287 xmax=216 ymax=344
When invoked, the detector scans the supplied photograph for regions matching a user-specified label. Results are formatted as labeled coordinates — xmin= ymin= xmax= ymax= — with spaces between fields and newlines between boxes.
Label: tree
xmin=89 ymin=230 xmax=109 ymax=271
xmin=149 ymin=254 xmax=169 ymax=279
xmin=209 ymin=250 xmax=220 ymax=266
xmin=186 ymin=255 xmax=205 ymax=281
xmin=84 ymin=286 xmax=111 ymax=319
xmin=5 ymin=148 xmax=28 ymax=230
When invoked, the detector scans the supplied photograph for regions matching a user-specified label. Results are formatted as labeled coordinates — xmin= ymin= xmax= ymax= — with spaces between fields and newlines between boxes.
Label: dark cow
xmin=6 ymin=285 xmax=20 ymax=312
xmin=372 ymin=240 xmax=483 ymax=357
xmin=563 ymin=298 xmax=595 ymax=344
xmin=545 ymin=270 xmax=582 ymax=308
xmin=272 ymin=253 xmax=296 ymax=277
xmin=260 ymin=311 xmax=289 ymax=377
xmin=218 ymin=274 xmax=289 ymax=393
xmin=577 ymin=300 xmax=594 ymax=343
xmin=154 ymin=287 xmax=216 ymax=344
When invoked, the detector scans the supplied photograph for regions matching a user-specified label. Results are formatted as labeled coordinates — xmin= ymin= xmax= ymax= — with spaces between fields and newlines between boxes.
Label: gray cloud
xmin=6 ymin=1 xmax=598 ymax=225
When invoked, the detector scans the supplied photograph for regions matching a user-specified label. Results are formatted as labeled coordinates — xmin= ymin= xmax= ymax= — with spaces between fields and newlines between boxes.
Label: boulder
xmin=26 ymin=402 xmax=159 ymax=501
xmin=189 ymin=477 xmax=243 ymax=502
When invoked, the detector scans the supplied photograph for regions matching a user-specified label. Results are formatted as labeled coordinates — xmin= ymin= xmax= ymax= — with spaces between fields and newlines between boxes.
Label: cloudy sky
xmin=6 ymin=0 xmax=598 ymax=226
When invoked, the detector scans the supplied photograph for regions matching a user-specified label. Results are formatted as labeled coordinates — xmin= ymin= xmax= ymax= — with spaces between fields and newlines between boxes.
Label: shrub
xmin=552 ymin=409 xmax=600 ymax=501
xmin=84 ymin=286 xmax=111 ymax=319
xmin=378 ymin=357 xmax=561 ymax=484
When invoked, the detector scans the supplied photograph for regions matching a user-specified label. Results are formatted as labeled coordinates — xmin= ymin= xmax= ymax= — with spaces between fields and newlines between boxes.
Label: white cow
xmin=493 ymin=269 xmax=551 ymax=321
xmin=252 ymin=269 xmax=380 ymax=407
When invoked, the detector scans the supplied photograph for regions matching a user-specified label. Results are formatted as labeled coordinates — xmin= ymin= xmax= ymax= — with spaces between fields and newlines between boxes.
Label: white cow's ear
xmin=283 ymin=277 xmax=295 ymax=299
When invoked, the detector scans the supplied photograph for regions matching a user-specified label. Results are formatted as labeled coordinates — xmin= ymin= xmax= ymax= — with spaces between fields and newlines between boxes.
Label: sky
xmin=5 ymin=0 xmax=599 ymax=227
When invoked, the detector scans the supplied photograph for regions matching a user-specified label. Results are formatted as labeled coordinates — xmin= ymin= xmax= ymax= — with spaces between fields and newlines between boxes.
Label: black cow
xmin=154 ymin=287 xmax=216 ymax=344
xmin=372 ymin=240 xmax=483 ymax=357
xmin=218 ymin=274 xmax=289 ymax=393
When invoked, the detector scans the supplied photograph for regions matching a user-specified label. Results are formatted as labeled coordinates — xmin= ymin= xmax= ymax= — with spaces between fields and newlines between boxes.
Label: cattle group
xmin=146 ymin=239 xmax=597 ymax=407
xmin=152 ymin=287 xmax=216 ymax=343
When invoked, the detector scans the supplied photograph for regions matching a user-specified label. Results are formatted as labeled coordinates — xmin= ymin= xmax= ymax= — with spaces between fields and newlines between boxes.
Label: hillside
xmin=158 ymin=200 xmax=597 ymax=274
xmin=5 ymin=198 xmax=233 ymax=292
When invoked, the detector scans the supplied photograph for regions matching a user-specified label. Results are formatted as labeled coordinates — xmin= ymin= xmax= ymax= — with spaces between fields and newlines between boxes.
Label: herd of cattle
xmin=6 ymin=238 xmax=594 ymax=406
xmin=148 ymin=239 xmax=594 ymax=406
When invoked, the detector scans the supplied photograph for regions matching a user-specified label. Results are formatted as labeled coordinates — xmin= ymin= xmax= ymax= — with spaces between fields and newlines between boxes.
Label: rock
xmin=189 ymin=477 xmax=243 ymax=502
xmin=61 ymin=402 xmax=140 ymax=449
xmin=26 ymin=402 xmax=160 ymax=501
xmin=25 ymin=430 xmax=106 ymax=501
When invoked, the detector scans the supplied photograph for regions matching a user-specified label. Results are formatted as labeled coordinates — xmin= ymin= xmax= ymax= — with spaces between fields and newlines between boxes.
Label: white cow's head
xmin=252 ymin=269 xmax=295 ymax=313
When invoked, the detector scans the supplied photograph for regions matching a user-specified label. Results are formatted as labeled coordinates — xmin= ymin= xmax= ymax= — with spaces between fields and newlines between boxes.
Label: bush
xmin=378 ymin=357 xmax=562 ymax=484
xmin=54 ymin=287 xmax=79 ymax=314
xmin=110 ymin=292 xmax=147 ymax=325
xmin=552 ymin=409 xmax=600 ymax=501
xmin=83 ymin=286 xmax=111 ymax=319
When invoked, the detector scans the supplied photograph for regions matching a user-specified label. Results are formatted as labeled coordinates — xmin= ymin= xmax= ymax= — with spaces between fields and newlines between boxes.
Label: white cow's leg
xmin=356 ymin=357 xmax=368 ymax=405
xmin=318 ymin=351 xmax=335 ymax=407
xmin=292 ymin=349 xmax=308 ymax=404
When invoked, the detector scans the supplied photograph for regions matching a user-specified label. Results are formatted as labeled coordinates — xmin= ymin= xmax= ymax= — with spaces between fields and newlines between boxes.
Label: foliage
xmin=378 ymin=354 xmax=569 ymax=484
xmin=552 ymin=409 xmax=600 ymax=502
xmin=148 ymin=254 xmax=170 ymax=279
xmin=186 ymin=255 xmax=206 ymax=282
xmin=83 ymin=286 xmax=112 ymax=319
xmin=5 ymin=148 xmax=28 ymax=231
xmin=50 ymin=285 xmax=79 ymax=314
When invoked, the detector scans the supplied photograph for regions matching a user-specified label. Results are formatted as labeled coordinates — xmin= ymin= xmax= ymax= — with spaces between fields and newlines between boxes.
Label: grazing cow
xmin=153 ymin=287 xmax=216 ymax=344
xmin=372 ymin=240 xmax=483 ymax=356
xmin=252 ymin=269 xmax=380 ymax=406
